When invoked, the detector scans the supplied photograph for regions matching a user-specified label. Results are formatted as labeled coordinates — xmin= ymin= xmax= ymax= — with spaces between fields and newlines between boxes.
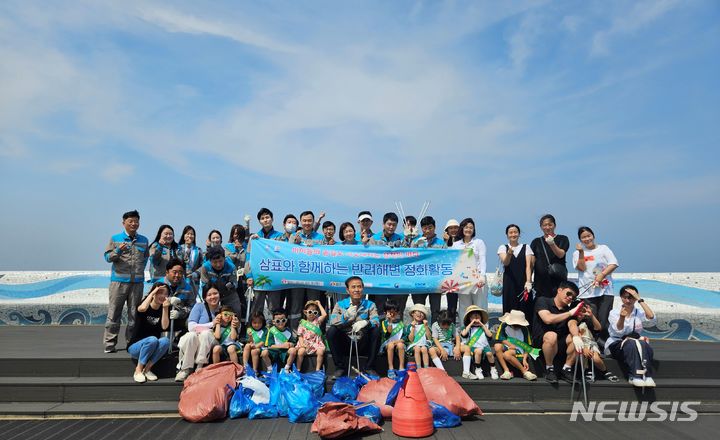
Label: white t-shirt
xmin=497 ymin=243 xmax=533 ymax=257
xmin=572 ymin=244 xmax=619 ymax=298
xmin=605 ymin=305 xmax=657 ymax=356
xmin=452 ymin=238 xmax=487 ymax=275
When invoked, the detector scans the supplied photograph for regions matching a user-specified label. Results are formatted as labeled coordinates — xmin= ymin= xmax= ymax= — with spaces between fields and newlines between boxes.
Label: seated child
xmin=260 ymin=308 xmax=297 ymax=373
xmin=379 ymin=299 xmax=406 ymax=378
xmin=405 ymin=304 xmax=432 ymax=368
xmin=211 ymin=306 xmax=242 ymax=364
xmin=493 ymin=310 xmax=538 ymax=381
xmin=570 ymin=305 xmax=620 ymax=382
xmin=296 ymin=300 xmax=328 ymax=371
xmin=429 ymin=310 xmax=461 ymax=370
xmin=460 ymin=305 xmax=498 ymax=380
xmin=243 ymin=311 xmax=266 ymax=372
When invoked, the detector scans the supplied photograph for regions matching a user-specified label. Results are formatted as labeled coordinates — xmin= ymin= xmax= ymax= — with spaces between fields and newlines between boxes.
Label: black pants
xmin=288 ymin=288 xmax=326 ymax=330
xmin=609 ymin=339 xmax=654 ymax=378
xmin=250 ymin=290 xmax=286 ymax=319
xmin=409 ymin=293 xmax=454 ymax=323
xmin=327 ymin=325 xmax=380 ymax=371
xmin=582 ymin=295 xmax=614 ymax=343
xmin=371 ymin=294 xmax=407 ymax=320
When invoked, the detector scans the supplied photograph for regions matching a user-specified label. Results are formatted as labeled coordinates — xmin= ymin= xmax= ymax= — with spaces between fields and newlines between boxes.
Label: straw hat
xmin=407 ymin=303 xmax=429 ymax=318
xmin=463 ymin=305 xmax=488 ymax=326
xmin=498 ymin=310 xmax=529 ymax=327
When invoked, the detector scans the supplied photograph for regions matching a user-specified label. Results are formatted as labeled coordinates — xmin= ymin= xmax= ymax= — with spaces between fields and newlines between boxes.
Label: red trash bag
xmin=356 ymin=377 xmax=395 ymax=419
xmin=311 ymin=402 xmax=382 ymax=439
xmin=178 ymin=361 xmax=244 ymax=422
xmin=417 ymin=368 xmax=482 ymax=417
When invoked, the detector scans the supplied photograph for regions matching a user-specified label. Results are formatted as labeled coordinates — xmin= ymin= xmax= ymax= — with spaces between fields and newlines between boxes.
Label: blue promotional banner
xmin=248 ymin=238 xmax=482 ymax=295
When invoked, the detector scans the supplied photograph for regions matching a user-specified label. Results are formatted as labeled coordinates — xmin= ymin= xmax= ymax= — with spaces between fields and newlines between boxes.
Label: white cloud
xmin=100 ymin=163 xmax=134 ymax=183
xmin=135 ymin=5 xmax=300 ymax=53
xmin=591 ymin=0 xmax=680 ymax=56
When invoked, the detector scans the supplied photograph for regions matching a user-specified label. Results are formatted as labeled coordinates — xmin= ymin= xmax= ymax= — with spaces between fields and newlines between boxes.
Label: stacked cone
xmin=391 ymin=362 xmax=434 ymax=438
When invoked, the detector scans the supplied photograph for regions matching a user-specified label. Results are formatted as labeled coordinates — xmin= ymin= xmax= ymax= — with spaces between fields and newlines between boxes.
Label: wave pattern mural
xmin=1 ymin=273 xmax=718 ymax=342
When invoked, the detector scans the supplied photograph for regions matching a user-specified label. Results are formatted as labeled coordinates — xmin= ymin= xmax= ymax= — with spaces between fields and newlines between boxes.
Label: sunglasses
xmin=564 ymin=291 xmax=578 ymax=299
xmin=306 ymin=310 xmax=319 ymax=316
xmin=221 ymin=312 xmax=235 ymax=318
xmin=273 ymin=318 xmax=288 ymax=324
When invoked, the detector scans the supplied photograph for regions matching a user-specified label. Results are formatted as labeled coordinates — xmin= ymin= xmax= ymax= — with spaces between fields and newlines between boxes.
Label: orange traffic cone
xmin=392 ymin=363 xmax=434 ymax=438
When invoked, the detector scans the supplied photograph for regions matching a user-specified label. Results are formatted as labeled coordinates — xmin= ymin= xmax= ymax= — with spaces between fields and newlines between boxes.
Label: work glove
xmin=351 ymin=320 xmax=368 ymax=333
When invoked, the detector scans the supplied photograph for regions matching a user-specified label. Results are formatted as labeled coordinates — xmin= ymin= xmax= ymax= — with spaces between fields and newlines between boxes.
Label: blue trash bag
xmin=354 ymin=372 xmax=380 ymax=389
xmin=296 ymin=367 xmax=326 ymax=398
xmin=348 ymin=400 xmax=382 ymax=425
xmin=429 ymin=401 xmax=461 ymax=428
xmin=268 ymin=369 xmax=289 ymax=417
xmin=245 ymin=365 xmax=256 ymax=378
xmin=331 ymin=376 xmax=359 ymax=401
xmin=319 ymin=393 xmax=342 ymax=404
xmin=248 ymin=403 xmax=279 ymax=419
xmin=228 ymin=384 xmax=256 ymax=419
xmin=280 ymin=372 xmax=320 ymax=423
xmin=385 ymin=370 xmax=409 ymax=406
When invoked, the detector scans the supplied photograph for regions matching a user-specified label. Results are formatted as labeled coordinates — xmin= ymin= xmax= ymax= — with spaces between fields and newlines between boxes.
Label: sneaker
xmin=603 ymin=371 xmax=619 ymax=383
xmin=144 ymin=371 xmax=158 ymax=381
xmin=523 ymin=371 xmax=537 ymax=381
xmin=629 ymin=376 xmax=646 ymax=387
xmin=461 ymin=371 xmax=478 ymax=380
xmin=387 ymin=369 xmax=397 ymax=380
xmin=585 ymin=370 xmax=595 ymax=383
xmin=560 ymin=367 xmax=575 ymax=383
xmin=545 ymin=368 xmax=558 ymax=384
xmin=500 ymin=371 xmax=513 ymax=380
xmin=133 ymin=371 xmax=146 ymax=383
xmin=333 ymin=368 xmax=346 ymax=378
xmin=490 ymin=367 xmax=499 ymax=380
xmin=283 ymin=366 xmax=291 ymax=373
xmin=104 ymin=346 xmax=116 ymax=354
xmin=643 ymin=377 xmax=656 ymax=388
xmin=475 ymin=367 xmax=485 ymax=380
xmin=175 ymin=369 xmax=191 ymax=382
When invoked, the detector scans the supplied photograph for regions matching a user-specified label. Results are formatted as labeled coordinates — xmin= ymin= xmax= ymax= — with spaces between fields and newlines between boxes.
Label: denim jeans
xmin=128 ymin=336 xmax=170 ymax=366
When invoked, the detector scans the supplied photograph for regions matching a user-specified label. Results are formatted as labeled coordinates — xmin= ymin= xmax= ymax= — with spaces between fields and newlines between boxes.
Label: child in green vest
xmin=493 ymin=310 xmax=538 ymax=381
xmin=260 ymin=308 xmax=297 ymax=373
xmin=405 ymin=303 xmax=432 ymax=368
xmin=429 ymin=310 xmax=461 ymax=370
xmin=243 ymin=311 xmax=267 ymax=373
xmin=379 ymin=299 xmax=406 ymax=379
xmin=211 ymin=306 xmax=242 ymax=364
xmin=460 ymin=305 xmax=498 ymax=380
xmin=296 ymin=300 xmax=328 ymax=371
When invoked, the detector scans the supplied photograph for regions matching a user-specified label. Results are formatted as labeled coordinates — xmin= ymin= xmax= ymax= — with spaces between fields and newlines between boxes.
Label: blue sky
xmin=1 ymin=0 xmax=718 ymax=272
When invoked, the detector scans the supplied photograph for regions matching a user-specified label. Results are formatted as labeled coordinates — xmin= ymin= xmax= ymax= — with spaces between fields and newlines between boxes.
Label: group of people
xmin=103 ymin=209 xmax=658 ymax=388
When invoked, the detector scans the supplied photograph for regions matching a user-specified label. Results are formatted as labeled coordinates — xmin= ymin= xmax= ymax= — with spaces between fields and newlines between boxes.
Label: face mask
xmin=285 ymin=223 xmax=297 ymax=233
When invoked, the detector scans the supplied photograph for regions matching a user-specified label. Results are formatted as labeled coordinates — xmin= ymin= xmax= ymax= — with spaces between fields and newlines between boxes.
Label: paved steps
xmin=0 ymin=325 xmax=718 ymax=417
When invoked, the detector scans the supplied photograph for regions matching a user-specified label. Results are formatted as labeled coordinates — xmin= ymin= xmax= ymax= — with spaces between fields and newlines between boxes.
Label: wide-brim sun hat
xmin=499 ymin=309 xmax=529 ymax=327
xmin=444 ymin=219 xmax=460 ymax=231
xmin=407 ymin=303 xmax=429 ymax=319
xmin=463 ymin=305 xmax=489 ymax=326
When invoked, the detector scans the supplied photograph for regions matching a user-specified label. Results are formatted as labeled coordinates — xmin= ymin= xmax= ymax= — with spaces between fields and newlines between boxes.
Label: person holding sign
xmin=328 ymin=276 xmax=381 ymax=378
xmin=296 ymin=300 xmax=328 ymax=372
